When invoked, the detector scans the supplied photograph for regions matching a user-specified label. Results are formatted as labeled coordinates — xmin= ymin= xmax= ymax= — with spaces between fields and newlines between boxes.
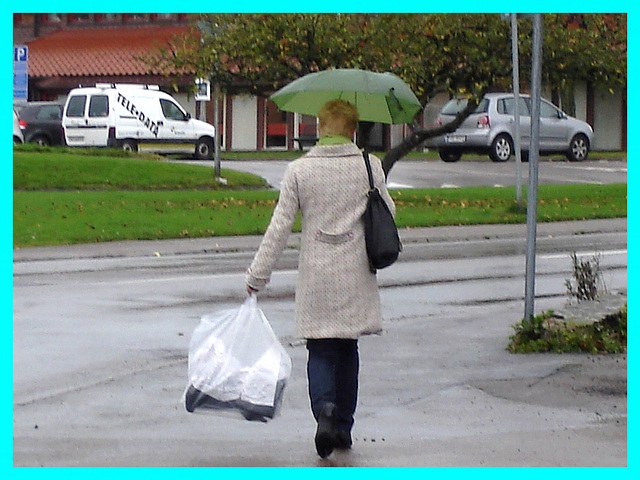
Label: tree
xmin=539 ymin=13 xmax=627 ymax=115
xmin=148 ymin=13 xmax=626 ymax=173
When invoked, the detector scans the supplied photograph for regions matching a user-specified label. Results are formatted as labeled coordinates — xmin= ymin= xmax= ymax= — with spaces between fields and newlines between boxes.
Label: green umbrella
xmin=270 ymin=69 xmax=422 ymax=125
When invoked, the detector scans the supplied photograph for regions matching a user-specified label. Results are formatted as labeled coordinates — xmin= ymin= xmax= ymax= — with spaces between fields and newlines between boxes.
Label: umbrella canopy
xmin=270 ymin=69 xmax=422 ymax=125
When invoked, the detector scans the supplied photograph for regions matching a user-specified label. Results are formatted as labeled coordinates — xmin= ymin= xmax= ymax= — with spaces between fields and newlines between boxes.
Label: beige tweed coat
xmin=246 ymin=143 xmax=396 ymax=340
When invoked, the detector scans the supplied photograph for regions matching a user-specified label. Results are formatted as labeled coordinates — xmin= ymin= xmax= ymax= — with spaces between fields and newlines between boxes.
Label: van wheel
xmin=195 ymin=138 xmax=214 ymax=159
xmin=121 ymin=139 xmax=138 ymax=153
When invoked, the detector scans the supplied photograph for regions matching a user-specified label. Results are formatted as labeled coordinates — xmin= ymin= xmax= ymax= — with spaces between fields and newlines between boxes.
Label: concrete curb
xmin=13 ymin=218 xmax=626 ymax=263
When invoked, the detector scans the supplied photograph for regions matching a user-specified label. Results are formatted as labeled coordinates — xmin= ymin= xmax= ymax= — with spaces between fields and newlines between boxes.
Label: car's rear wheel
xmin=489 ymin=133 xmax=513 ymax=162
xmin=439 ymin=149 xmax=462 ymax=162
xmin=566 ymin=134 xmax=589 ymax=162
xmin=31 ymin=135 xmax=50 ymax=147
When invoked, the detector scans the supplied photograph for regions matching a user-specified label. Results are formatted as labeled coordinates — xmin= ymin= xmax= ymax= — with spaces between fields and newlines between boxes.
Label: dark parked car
xmin=16 ymin=102 xmax=65 ymax=146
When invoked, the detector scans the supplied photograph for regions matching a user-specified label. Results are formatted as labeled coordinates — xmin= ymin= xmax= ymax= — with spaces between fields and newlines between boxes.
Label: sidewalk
xmin=13 ymin=217 xmax=627 ymax=262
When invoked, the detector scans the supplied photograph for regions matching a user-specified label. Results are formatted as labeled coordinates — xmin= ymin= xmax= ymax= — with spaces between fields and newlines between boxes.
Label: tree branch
xmin=381 ymin=96 xmax=480 ymax=176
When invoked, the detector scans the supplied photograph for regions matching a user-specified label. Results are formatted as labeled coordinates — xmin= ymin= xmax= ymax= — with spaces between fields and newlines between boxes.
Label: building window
xmin=42 ymin=14 xmax=63 ymax=24
xmin=151 ymin=13 xmax=175 ymax=21
xmin=297 ymin=114 xmax=317 ymax=139
xmin=69 ymin=14 xmax=92 ymax=24
xmin=265 ymin=100 xmax=287 ymax=148
xmin=96 ymin=13 xmax=119 ymax=23
xmin=123 ymin=13 xmax=147 ymax=22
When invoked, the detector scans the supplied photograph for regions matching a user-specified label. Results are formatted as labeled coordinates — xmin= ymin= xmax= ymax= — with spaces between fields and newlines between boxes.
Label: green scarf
xmin=317 ymin=135 xmax=353 ymax=145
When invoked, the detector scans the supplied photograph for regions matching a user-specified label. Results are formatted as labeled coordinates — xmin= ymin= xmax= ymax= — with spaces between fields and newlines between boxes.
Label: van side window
xmin=160 ymin=99 xmax=187 ymax=121
xmin=89 ymin=95 xmax=109 ymax=117
xmin=66 ymin=96 xmax=87 ymax=118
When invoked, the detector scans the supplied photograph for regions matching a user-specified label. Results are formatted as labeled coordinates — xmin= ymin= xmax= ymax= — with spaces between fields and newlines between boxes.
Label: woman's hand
xmin=246 ymin=284 xmax=258 ymax=296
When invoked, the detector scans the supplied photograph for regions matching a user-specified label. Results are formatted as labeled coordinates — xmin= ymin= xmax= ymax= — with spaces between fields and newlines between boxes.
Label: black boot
xmin=315 ymin=402 xmax=336 ymax=458
xmin=334 ymin=429 xmax=352 ymax=450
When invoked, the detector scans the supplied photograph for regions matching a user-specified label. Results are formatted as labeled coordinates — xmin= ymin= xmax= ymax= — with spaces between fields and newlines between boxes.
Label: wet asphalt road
xmin=13 ymin=219 xmax=627 ymax=467
xmin=182 ymin=157 xmax=627 ymax=190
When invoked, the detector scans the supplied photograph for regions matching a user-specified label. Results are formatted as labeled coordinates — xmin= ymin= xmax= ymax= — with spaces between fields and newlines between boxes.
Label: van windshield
xmin=66 ymin=96 xmax=87 ymax=118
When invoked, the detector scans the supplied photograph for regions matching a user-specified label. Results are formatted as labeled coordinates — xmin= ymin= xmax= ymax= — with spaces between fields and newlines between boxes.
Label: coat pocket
xmin=314 ymin=229 xmax=355 ymax=245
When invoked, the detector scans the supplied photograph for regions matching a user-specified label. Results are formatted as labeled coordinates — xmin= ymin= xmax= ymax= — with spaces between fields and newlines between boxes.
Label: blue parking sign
xmin=14 ymin=45 xmax=28 ymax=102
xmin=14 ymin=46 xmax=28 ymax=62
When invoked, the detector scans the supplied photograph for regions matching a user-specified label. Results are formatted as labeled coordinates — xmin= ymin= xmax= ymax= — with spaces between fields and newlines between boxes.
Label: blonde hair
xmin=318 ymin=99 xmax=359 ymax=138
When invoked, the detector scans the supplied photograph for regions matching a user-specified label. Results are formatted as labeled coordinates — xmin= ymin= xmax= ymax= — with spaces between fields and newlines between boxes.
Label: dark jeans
xmin=306 ymin=338 xmax=359 ymax=433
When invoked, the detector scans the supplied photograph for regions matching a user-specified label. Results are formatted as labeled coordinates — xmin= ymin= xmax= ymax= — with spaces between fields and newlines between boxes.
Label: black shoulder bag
xmin=362 ymin=151 xmax=402 ymax=273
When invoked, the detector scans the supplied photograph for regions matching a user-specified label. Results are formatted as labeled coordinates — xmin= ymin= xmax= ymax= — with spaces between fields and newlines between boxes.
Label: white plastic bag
xmin=183 ymin=296 xmax=291 ymax=421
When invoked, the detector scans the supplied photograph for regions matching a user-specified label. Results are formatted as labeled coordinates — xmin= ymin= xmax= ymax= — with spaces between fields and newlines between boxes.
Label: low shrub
xmin=508 ymin=306 xmax=627 ymax=354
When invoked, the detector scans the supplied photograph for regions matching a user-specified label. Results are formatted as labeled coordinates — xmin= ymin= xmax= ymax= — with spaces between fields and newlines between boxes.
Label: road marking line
xmin=388 ymin=182 xmax=414 ymax=189
xmin=539 ymin=249 xmax=626 ymax=260
xmin=93 ymin=269 xmax=299 ymax=286
xmin=552 ymin=165 xmax=626 ymax=173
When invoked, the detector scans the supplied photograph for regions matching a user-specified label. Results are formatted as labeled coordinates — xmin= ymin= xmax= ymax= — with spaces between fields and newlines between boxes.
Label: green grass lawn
xmin=13 ymin=150 xmax=267 ymax=190
xmin=13 ymin=148 xmax=627 ymax=248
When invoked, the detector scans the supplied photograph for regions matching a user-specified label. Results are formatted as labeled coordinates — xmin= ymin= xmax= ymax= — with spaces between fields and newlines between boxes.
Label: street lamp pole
xmin=197 ymin=20 xmax=224 ymax=183
xmin=213 ymin=81 xmax=222 ymax=180
xmin=510 ymin=13 xmax=523 ymax=208
xmin=501 ymin=12 xmax=526 ymax=207
xmin=524 ymin=13 xmax=544 ymax=322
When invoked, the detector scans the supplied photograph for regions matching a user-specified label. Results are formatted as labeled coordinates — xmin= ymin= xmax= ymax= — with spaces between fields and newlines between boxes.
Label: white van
xmin=62 ymin=84 xmax=215 ymax=158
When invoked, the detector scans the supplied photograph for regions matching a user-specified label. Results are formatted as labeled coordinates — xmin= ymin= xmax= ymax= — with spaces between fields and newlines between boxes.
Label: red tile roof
xmin=27 ymin=25 xmax=194 ymax=78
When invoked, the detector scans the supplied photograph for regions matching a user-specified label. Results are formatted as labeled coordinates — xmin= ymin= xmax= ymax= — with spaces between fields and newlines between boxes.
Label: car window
xmin=36 ymin=105 xmax=62 ymax=120
xmin=160 ymin=99 xmax=187 ymax=121
xmin=540 ymin=101 xmax=560 ymax=119
xmin=497 ymin=97 xmax=530 ymax=116
xmin=441 ymin=98 xmax=488 ymax=115
xmin=89 ymin=95 xmax=109 ymax=117
xmin=66 ymin=96 xmax=87 ymax=118
xmin=524 ymin=99 xmax=562 ymax=119
xmin=476 ymin=98 xmax=489 ymax=113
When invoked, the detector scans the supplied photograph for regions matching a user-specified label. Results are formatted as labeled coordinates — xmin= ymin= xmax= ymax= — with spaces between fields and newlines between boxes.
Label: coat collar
xmin=303 ymin=143 xmax=363 ymax=158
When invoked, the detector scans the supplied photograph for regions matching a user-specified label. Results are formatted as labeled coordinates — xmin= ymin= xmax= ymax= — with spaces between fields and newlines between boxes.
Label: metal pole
xmin=524 ymin=13 xmax=543 ymax=322
xmin=511 ymin=13 xmax=523 ymax=207
xmin=213 ymin=81 xmax=222 ymax=180
xmin=196 ymin=21 xmax=224 ymax=183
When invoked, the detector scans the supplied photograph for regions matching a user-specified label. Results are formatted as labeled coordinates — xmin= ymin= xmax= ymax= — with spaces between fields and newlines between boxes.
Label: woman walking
xmin=245 ymin=99 xmax=395 ymax=458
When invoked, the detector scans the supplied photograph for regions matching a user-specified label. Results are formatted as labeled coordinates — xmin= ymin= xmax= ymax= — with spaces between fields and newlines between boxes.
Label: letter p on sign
xmin=14 ymin=46 xmax=28 ymax=62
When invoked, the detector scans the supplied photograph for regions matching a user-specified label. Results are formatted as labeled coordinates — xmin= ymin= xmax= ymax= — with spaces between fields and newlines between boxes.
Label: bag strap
xmin=362 ymin=150 xmax=375 ymax=191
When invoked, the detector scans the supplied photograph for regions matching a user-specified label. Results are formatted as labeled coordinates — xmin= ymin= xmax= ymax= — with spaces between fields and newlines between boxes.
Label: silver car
xmin=430 ymin=93 xmax=594 ymax=162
